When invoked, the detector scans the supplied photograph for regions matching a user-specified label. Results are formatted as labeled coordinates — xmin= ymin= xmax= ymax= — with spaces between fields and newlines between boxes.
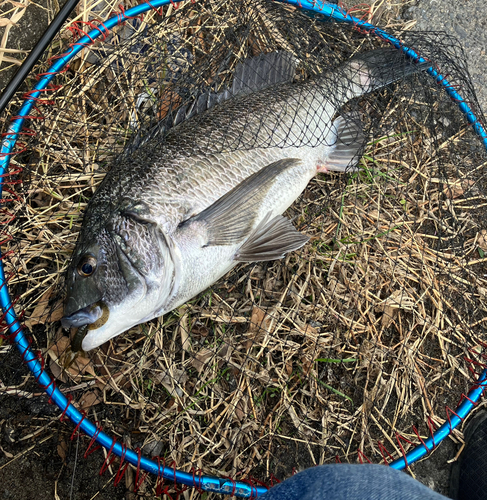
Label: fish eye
xmin=77 ymin=255 xmax=97 ymax=277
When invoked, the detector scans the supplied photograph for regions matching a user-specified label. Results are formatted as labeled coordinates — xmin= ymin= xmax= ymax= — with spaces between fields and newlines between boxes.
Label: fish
xmin=61 ymin=47 xmax=429 ymax=351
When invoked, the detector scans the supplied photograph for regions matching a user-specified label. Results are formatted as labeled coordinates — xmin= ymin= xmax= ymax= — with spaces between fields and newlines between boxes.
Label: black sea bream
xmin=62 ymin=48 xmax=428 ymax=351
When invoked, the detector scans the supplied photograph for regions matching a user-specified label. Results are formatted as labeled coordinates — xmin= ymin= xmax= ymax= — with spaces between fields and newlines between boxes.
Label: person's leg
xmin=259 ymin=464 xmax=448 ymax=500
xmin=450 ymin=411 xmax=487 ymax=500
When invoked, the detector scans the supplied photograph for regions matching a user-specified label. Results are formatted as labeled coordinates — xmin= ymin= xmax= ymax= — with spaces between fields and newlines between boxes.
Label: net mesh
xmin=1 ymin=0 xmax=487 ymax=496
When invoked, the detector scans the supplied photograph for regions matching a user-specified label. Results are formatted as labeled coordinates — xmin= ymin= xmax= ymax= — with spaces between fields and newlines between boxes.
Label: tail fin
xmin=344 ymin=47 xmax=431 ymax=98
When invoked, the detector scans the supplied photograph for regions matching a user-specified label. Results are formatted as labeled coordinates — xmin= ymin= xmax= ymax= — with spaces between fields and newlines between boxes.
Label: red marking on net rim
xmin=395 ymin=432 xmax=413 ymax=469
xmin=84 ymin=421 xmax=103 ymax=458
xmin=174 ymin=483 xmax=189 ymax=500
xmin=1 ymin=187 xmax=22 ymax=204
xmin=269 ymin=474 xmax=281 ymax=487
xmin=472 ymin=382 xmax=487 ymax=398
xmin=0 ymin=212 xmax=15 ymax=225
xmin=73 ymin=20 xmax=110 ymax=41
xmin=36 ymin=65 xmax=69 ymax=79
xmin=0 ymin=296 xmax=19 ymax=332
xmin=45 ymin=379 xmax=57 ymax=402
xmin=0 ymin=165 xmax=23 ymax=177
xmin=446 ymin=406 xmax=464 ymax=431
xmin=162 ymin=460 xmax=188 ymax=498
xmin=357 ymin=449 xmax=372 ymax=464
xmin=348 ymin=3 xmax=372 ymax=33
xmin=113 ymin=443 xmax=129 ymax=487
xmin=154 ymin=456 xmax=166 ymax=495
xmin=191 ymin=467 xmax=204 ymax=493
xmin=457 ymin=392 xmax=478 ymax=407
xmin=66 ymin=24 xmax=96 ymax=44
xmin=118 ymin=3 xmax=144 ymax=21
xmin=99 ymin=437 xmax=118 ymax=475
xmin=70 ymin=410 xmax=86 ymax=440
xmin=134 ymin=448 xmax=150 ymax=492
xmin=19 ymin=333 xmax=32 ymax=363
xmin=412 ymin=426 xmax=430 ymax=455
xmin=247 ymin=476 xmax=270 ymax=491
xmin=377 ymin=441 xmax=394 ymax=465
xmin=242 ymin=478 xmax=259 ymax=500
xmin=32 ymin=350 xmax=45 ymax=383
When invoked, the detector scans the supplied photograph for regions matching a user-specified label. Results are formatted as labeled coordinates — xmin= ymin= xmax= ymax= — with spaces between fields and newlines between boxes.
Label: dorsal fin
xmin=124 ymin=51 xmax=298 ymax=154
xmin=230 ymin=51 xmax=297 ymax=95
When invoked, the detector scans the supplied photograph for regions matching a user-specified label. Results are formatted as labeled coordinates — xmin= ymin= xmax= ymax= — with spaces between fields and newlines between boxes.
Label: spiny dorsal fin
xmin=126 ymin=51 xmax=298 ymax=153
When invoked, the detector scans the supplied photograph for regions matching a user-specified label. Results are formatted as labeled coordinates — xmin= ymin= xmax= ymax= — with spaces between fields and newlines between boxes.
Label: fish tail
xmin=343 ymin=47 xmax=431 ymax=99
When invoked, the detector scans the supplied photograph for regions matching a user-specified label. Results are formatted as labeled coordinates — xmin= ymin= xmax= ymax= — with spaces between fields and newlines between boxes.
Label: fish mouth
xmin=62 ymin=301 xmax=111 ymax=352
xmin=61 ymin=302 xmax=104 ymax=329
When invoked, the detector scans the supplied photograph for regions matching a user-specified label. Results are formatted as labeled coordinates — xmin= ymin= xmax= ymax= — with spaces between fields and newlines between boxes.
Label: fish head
xmin=62 ymin=211 xmax=177 ymax=351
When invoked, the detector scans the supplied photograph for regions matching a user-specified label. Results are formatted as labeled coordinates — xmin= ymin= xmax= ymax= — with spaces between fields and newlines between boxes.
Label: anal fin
xmin=235 ymin=213 xmax=309 ymax=262
xmin=324 ymin=113 xmax=365 ymax=173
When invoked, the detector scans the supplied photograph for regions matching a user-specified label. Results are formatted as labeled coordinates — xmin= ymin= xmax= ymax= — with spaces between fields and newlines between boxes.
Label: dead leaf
xmin=250 ymin=306 xmax=266 ymax=328
xmin=0 ymin=18 xmax=16 ymax=27
xmin=298 ymin=323 xmax=318 ymax=338
xmin=247 ymin=306 xmax=273 ymax=340
xmin=25 ymin=287 xmax=53 ymax=328
xmin=47 ymin=336 xmax=96 ymax=381
xmin=9 ymin=5 xmax=27 ymax=23
xmin=301 ymin=357 xmax=313 ymax=376
xmin=70 ymin=354 xmax=96 ymax=378
xmin=443 ymin=179 xmax=475 ymax=199
xmin=49 ymin=357 xmax=68 ymax=383
xmin=179 ymin=310 xmax=191 ymax=353
xmin=158 ymin=90 xmax=181 ymax=120
xmin=154 ymin=368 xmax=188 ymax=397
xmin=57 ymin=439 xmax=68 ymax=461
xmin=378 ymin=304 xmax=397 ymax=329
xmin=478 ymin=230 xmax=487 ymax=252
xmin=47 ymin=335 xmax=70 ymax=359
xmin=191 ymin=347 xmax=214 ymax=373
xmin=79 ymin=390 xmax=101 ymax=410
xmin=0 ymin=55 xmax=22 ymax=64
xmin=6 ymin=0 xmax=27 ymax=7
xmin=285 ymin=359 xmax=293 ymax=376
xmin=376 ymin=289 xmax=415 ymax=329
xmin=191 ymin=321 xmax=209 ymax=337
xmin=234 ymin=396 xmax=247 ymax=422
xmin=0 ymin=443 xmax=13 ymax=459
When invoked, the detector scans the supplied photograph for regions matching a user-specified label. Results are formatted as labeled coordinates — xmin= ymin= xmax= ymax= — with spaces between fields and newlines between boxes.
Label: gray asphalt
xmin=405 ymin=0 xmax=487 ymax=115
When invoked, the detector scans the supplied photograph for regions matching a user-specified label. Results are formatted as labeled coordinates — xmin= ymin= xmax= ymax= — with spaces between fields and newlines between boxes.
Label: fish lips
xmin=61 ymin=303 xmax=104 ymax=329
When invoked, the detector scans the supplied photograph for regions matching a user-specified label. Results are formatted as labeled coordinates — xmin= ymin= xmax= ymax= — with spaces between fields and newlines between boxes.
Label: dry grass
xmin=1 ymin=0 xmax=487 ymax=494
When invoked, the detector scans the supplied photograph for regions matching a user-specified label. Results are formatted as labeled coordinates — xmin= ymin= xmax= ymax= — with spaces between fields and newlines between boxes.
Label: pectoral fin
xmin=184 ymin=158 xmax=301 ymax=246
xmin=235 ymin=213 xmax=309 ymax=262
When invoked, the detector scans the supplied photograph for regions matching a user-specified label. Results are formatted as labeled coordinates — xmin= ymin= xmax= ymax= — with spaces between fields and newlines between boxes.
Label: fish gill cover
xmin=1 ymin=0 xmax=487 ymax=496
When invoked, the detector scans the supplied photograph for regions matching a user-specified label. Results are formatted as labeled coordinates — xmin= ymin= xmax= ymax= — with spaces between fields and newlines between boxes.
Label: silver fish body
xmin=62 ymin=48 xmax=429 ymax=350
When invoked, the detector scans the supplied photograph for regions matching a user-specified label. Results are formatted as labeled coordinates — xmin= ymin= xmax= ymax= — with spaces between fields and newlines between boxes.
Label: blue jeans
xmin=259 ymin=465 xmax=448 ymax=500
